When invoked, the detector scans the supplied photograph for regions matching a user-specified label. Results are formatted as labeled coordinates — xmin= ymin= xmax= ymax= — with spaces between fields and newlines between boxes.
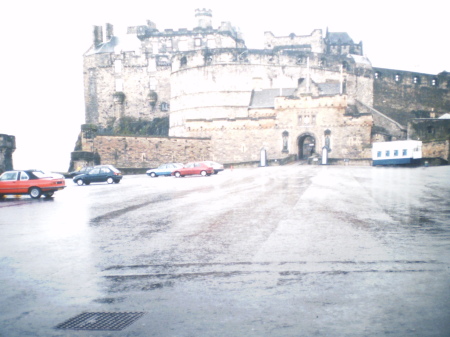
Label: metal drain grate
xmin=55 ymin=312 xmax=145 ymax=331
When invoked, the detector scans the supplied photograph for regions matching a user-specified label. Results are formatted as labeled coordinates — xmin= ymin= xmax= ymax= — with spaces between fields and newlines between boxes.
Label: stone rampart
xmin=0 ymin=134 xmax=16 ymax=173
xmin=73 ymin=134 xmax=212 ymax=170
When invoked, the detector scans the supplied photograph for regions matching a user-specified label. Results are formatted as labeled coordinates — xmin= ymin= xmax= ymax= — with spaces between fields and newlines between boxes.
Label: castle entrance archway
xmin=298 ymin=133 xmax=316 ymax=159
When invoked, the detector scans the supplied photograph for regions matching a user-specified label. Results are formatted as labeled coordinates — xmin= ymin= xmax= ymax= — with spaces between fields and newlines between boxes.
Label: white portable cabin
xmin=372 ymin=140 xmax=422 ymax=166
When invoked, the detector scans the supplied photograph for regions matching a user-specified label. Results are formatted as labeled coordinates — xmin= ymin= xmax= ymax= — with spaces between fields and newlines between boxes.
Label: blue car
xmin=146 ymin=163 xmax=183 ymax=177
xmin=73 ymin=165 xmax=122 ymax=185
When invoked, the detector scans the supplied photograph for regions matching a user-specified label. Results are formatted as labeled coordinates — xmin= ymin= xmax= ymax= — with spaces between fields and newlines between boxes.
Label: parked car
xmin=68 ymin=166 xmax=93 ymax=178
xmin=201 ymin=161 xmax=224 ymax=174
xmin=171 ymin=162 xmax=214 ymax=178
xmin=73 ymin=165 xmax=122 ymax=185
xmin=0 ymin=169 xmax=66 ymax=199
xmin=146 ymin=163 xmax=184 ymax=177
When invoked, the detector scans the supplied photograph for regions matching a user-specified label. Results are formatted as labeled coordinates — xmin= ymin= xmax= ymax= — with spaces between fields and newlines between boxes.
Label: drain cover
xmin=55 ymin=312 xmax=145 ymax=331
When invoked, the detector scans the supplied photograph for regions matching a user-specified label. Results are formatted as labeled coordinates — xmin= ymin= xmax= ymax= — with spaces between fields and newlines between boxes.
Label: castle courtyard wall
xmin=75 ymin=134 xmax=211 ymax=169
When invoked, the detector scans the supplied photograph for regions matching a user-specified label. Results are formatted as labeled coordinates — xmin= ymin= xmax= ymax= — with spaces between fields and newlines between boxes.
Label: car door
xmin=86 ymin=168 xmax=100 ymax=183
xmin=99 ymin=167 xmax=111 ymax=182
xmin=15 ymin=171 xmax=32 ymax=194
xmin=0 ymin=171 xmax=19 ymax=194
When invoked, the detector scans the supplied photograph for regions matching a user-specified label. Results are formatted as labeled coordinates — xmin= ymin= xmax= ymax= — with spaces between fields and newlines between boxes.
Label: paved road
xmin=1 ymin=165 xmax=449 ymax=336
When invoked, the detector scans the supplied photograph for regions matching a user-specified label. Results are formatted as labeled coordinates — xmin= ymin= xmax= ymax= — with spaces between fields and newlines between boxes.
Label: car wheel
xmin=29 ymin=187 xmax=42 ymax=199
xmin=174 ymin=172 xmax=181 ymax=178
xmin=114 ymin=180 xmax=120 ymax=184
xmin=207 ymin=173 xmax=211 ymax=176
xmin=43 ymin=192 xmax=54 ymax=198
xmin=150 ymin=172 xmax=156 ymax=178
xmin=76 ymin=179 xmax=84 ymax=186
xmin=85 ymin=181 xmax=90 ymax=185
xmin=200 ymin=170 xmax=207 ymax=176
xmin=107 ymin=177 xmax=114 ymax=184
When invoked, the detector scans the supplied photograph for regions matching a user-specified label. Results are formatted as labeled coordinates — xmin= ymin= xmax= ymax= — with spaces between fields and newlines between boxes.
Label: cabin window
xmin=385 ymin=150 xmax=390 ymax=157
xmin=394 ymin=150 xmax=398 ymax=156
xmin=403 ymin=149 xmax=407 ymax=156
xmin=377 ymin=151 xmax=382 ymax=158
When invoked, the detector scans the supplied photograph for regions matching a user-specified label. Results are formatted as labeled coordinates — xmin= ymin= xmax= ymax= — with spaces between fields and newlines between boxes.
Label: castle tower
xmin=195 ymin=8 xmax=212 ymax=29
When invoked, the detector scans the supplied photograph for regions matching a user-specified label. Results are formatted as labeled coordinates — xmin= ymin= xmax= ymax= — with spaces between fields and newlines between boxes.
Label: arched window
xmin=324 ymin=129 xmax=331 ymax=150
xmin=282 ymin=131 xmax=289 ymax=152
xmin=180 ymin=56 xmax=187 ymax=67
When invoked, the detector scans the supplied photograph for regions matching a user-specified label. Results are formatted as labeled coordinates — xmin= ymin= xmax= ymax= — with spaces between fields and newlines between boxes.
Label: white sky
xmin=1 ymin=0 xmax=447 ymax=172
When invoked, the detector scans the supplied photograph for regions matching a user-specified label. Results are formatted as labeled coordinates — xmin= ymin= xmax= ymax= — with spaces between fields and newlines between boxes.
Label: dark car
xmin=73 ymin=165 xmax=122 ymax=185
xmin=68 ymin=166 xmax=93 ymax=178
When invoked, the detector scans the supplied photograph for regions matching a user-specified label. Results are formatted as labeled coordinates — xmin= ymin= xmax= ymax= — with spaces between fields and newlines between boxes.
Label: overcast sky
xmin=1 ymin=0 xmax=447 ymax=172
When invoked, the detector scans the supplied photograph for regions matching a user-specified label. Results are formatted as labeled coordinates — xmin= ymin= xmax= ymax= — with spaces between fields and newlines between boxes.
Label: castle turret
xmin=195 ymin=8 xmax=212 ymax=29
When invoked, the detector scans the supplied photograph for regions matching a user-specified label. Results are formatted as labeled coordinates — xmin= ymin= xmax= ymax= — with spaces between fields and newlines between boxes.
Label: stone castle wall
xmin=373 ymin=68 xmax=450 ymax=125
xmin=0 ymin=134 xmax=16 ymax=173
xmin=74 ymin=134 xmax=211 ymax=170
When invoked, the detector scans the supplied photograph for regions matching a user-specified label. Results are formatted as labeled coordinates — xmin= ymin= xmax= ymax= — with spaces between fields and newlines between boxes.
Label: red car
xmin=171 ymin=162 xmax=214 ymax=177
xmin=0 ymin=170 xmax=66 ymax=199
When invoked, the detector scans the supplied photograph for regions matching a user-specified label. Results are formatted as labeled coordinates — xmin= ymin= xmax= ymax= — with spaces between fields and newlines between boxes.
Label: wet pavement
xmin=0 ymin=165 xmax=449 ymax=336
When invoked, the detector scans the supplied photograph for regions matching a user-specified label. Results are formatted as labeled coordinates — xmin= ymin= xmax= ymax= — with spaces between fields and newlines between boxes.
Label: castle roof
xmin=327 ymin=32 xmax=354 ymax=44
xmin=250 ymin=88 xmax=296 ymax=108
xmin=250 ymin=83 xmax=342 ymax=108
xmin=86 ymin=35 xmax=141 ymax=55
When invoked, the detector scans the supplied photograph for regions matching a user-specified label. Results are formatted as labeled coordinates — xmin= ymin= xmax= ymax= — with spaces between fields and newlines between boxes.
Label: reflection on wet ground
xmin=1 ymin=165 xmax=449 ymax=336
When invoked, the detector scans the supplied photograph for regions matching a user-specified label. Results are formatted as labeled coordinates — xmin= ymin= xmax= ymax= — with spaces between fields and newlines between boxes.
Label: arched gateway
xmin=297 ymin=133 xmax=316 ymax=159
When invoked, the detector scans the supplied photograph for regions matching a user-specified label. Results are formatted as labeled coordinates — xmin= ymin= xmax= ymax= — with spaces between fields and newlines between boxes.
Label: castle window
xmin=195 ymin=38 xmax=202 ymax=47
xmin=282 ymin=131 xmax=289 ymax=152
xmin=298 ymin=115 xmax=302 ymax=125
xmin=180 ymin=56 xmax=187 ymax=67
xmin=115 ymin=79 xmax=123 ymax=92
xmin=152 ymin=43 xmax=159 ymax=54
xmin=149 ymin=77 xmax=157 ymax=90
xmin=207 ymin=38 xmax=216 ymax=49
xmin=160 ymin=102 xmax=170 ymax=111
xmin=114 ymin=60 xmax=122 ymax=73
xmin=156 ymin=56 xmax=170 ymax=66
xmin=166 ymin=39 xmax=173 ymax=50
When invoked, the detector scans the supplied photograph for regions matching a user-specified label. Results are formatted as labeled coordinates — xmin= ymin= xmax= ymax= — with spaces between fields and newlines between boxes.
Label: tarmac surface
xmin=1 ymin=164 xmax=449 ymax=336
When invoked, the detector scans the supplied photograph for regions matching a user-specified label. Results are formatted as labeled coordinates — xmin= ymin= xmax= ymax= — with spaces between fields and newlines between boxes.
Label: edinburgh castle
xmin=69 ymin=9 xmax=450 ymax=171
